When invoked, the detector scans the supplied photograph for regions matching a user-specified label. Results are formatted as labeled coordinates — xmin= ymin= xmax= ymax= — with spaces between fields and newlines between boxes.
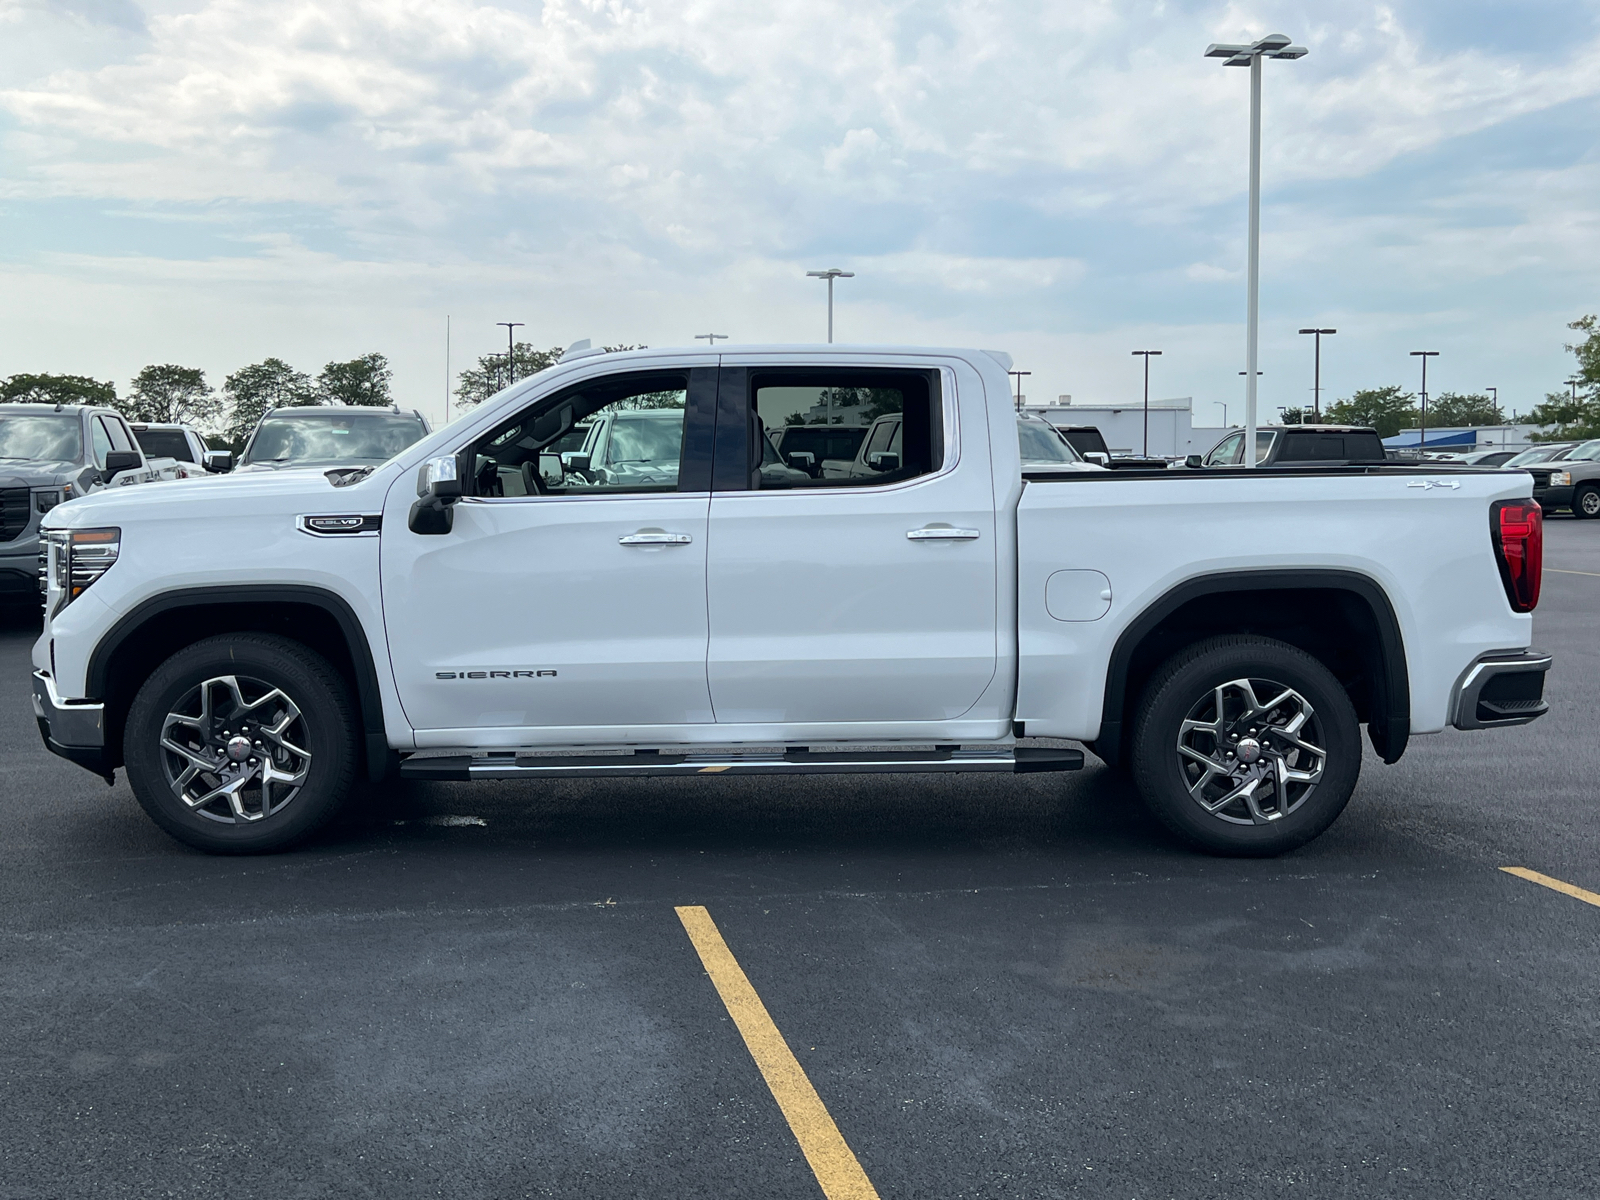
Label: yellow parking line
xmin=1501 ymin=866 xmax=1600 ymax=908
xmin=1547 ymin=568 xmax=1600 ymax=578
xmin=675 ymin=905 xmax=881 ymax=1200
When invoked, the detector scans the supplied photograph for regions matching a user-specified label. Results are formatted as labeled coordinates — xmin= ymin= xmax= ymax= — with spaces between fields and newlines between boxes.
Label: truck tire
xmin=1130 ymin=635 xmax=1360 ymax=856
xmin=123 ymin=634 xmax=358 ymax=854
xmin=1575 ymin=485 xmax=1600 ymax=519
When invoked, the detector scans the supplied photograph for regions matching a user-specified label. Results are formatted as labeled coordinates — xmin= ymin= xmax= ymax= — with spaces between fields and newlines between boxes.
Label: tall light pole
xmin=805 ymin=269 xmax=854 ymax=343
xmin=695 ymin=333 xmax=728 ymax=345
xmin=1215 ymin=401 xmax=1229 ymax=428
xmin=1132 ymin=351 xmax=1163 ymax=456
xmin=1009 ymin=370 xmax=1032 ymax=409
xmin=1487 ymin=386 xmax=1500 ymax=448
xmin=1411 ymin=350 xmax=1439 ymax=451
xmin=497 ymin=321 xmax=524 ymax=390
xmin=1207 ymin=34 xmax=1307 ymax=467
xmin=1567 ymin=377 xmax=1583 ymax=403
xmin=1298 ymin=328 xmax=1336 ymax=419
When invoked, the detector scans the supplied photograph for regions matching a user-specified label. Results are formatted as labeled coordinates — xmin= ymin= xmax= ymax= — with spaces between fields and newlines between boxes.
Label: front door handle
xmin=906 ymin=526 xmax=981 ymax=541
xmin=619 ymin=531 xmax=693 ymax=546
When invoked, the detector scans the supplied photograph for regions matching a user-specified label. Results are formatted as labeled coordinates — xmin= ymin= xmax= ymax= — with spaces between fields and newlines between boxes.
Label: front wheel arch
xmin=88 ymin=587 xmax=392 ymax=782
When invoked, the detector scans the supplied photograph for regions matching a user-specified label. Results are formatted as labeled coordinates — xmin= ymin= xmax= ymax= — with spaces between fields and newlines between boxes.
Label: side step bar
xmin=400 ymin=745 xmax=1083 ymax=782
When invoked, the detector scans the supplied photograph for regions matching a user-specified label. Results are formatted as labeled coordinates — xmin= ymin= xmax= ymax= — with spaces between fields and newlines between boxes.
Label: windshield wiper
xmin=326 ymin=465 xmax=375 ymax=487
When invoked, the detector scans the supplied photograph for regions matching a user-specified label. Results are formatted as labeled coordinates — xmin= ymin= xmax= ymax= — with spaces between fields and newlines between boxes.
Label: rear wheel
xmin=1130 ymin=636 xmax=1360 ymax=856
xmin=1575 ymin=485 xmax=1600 ymax=519
xmin=123 ymin=634 xmax=358 ymax=854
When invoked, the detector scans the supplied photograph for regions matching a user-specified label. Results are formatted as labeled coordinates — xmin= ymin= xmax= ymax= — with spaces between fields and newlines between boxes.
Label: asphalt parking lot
xmin=3 ymin=524 xmax=1598 ymax=1200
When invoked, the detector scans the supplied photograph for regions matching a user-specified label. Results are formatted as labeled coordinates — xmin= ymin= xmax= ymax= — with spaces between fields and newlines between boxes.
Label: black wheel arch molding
xmin=1091 ymin=568 xmax=1411 ymax=768
xmin=83 ymin=584 xmax=397 ymax=783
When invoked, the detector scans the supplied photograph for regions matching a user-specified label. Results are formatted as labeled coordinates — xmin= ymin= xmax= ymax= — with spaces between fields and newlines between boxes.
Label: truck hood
xmin=40 ymin=464 xmax=394 ymax=531
xmin=0 ymin=460 xmax=83 ymax=488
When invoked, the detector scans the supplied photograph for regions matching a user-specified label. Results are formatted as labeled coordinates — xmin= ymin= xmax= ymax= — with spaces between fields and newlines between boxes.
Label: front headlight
xmin=41 ymin=527 xmax=120 ymax=615
xmin=1550 ymin=471 xmax=1571 ymax=487
xmin=34 ymin=487 xmax=69 ymax=513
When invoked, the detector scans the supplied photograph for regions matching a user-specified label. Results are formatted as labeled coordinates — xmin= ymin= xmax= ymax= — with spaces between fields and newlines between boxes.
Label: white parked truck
xmin=31 ymin=346 xmax=1551 ymax=856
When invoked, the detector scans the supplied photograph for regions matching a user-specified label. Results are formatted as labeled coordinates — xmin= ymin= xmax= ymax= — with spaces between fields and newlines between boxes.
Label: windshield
xmin=601 ymin=414 xmax=683 ymax=467
xmin=0 ymin=413 xmax=82 ymax=463
xmin=1505 ymin=444 xmax=1571 ymax=466
xmin=1018 ymin=418 xmax=1083 ymax=464
xmin=243 ymin=411 xmax=427 ymax=467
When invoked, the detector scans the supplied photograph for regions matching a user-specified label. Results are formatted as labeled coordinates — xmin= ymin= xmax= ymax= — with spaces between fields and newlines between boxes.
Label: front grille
xmin=0 ymin=487 xmax=30 ymax=542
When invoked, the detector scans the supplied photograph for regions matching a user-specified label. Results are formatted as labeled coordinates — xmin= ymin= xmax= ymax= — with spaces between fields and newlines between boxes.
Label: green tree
xmin=0 ymin=373 xmax=118 ymax=408
xmin=222 ymin=358 xmax=316 ymax=442
xmin=1321 ymin=386 xmax=1419 ymax=439
xmin=1424 ymin=391 xmax=1504 ymax=428
xmin=1279 ymin=406 xmax=1314 ymax=425
xmin=454 ymin=342 xmax=563 ymax=409
xmin=317 ymin=352 xmax=393 ymax=407
xmin=1526 ymin=315 xmax=1600 ymax=440
xmin=127 ymin=364 xmax=220 ymax=426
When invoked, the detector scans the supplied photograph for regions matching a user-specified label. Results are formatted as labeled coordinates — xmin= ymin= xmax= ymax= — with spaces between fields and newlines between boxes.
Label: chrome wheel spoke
xmin=1176 ymin=675 xmax=1326 ymax=826
xmin=158 ymin=673 xmax=313 ymax=826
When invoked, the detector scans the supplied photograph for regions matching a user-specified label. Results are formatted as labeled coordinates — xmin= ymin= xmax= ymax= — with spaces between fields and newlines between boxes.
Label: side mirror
xmin=787 ymin=451 xmax=815 ymax=469
xmin=538 ymin=452 xmax=564 ymax=485
xmin=564 ymin=455 xmax=591 ymax=474
xmin=867 ymin=451 xmax=899 ymax=472
xmin=409 ymin=454 xmax=464 ymax=535
xmin=203 ymin=449 xmax=234 ymax=474
xmin=103 ymin=450 xmax=142 ymax=481
xmin=1184 ymin=454 xmax=1204 ymax=469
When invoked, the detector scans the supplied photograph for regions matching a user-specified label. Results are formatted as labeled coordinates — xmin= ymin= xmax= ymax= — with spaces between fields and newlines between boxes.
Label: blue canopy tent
xmin=1382 ymin=430 xmax=1479 ymax=448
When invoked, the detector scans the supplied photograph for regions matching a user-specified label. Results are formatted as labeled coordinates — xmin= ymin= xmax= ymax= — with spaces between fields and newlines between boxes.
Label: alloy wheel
xmin=1176 ymin=677 xmax=1326 ymax=825
xmin=1581 ymin=490 xmax=1600 ymax=517
xmin=159 ymin=675 xmax=313 ymax=823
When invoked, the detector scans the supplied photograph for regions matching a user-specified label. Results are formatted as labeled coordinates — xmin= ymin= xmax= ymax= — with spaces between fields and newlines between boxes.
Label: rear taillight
xmin=1491 ymin=500 xmax=1542 ymax=613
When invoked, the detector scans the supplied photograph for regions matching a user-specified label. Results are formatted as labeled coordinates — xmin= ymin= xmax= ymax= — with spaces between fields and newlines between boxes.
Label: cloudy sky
xmin=2 ymin=0 xmax=1597 ymax=427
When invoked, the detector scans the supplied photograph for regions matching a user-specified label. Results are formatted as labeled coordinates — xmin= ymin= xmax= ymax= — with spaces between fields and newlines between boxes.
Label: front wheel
xmin=1575 ymin=485 xmax=1600 ymax=519
xmin=123 ymin=634 xmax=358 ymax=854
xmin=1130 ymin=636 xmax=1361 ymax=856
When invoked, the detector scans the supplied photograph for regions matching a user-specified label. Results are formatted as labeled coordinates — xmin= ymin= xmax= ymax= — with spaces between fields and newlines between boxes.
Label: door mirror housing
xmin=409 ymin=454 xmax=465 ymax=535
xmin=203 ymin=449 xmax=234 ymax=474
xmin=867 ymin=451 xmax=899 ymax=472
xmin=787 ymin=451 xmax=815 ymax=469
xmin=103 ymin=450 xmax=142 ymax=481
xmin=1184 ymin=454 xmax=1204 ymax=469
xmin=563 ymin=454 xmax=591 ymax=475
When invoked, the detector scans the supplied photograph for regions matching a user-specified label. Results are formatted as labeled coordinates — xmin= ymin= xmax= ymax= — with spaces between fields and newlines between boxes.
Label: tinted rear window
xmin=1060 ymin=429 xmax=1108 ymax=456
xmin=1277 ymin=431 xmax=1385 ymax=462
xmin=133 ymin=429 xmax=194 ymax=461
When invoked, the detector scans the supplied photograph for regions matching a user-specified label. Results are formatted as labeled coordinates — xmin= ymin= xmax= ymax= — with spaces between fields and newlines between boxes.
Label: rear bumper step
xmin=400 ymin=745 xmax=1084 ymax=782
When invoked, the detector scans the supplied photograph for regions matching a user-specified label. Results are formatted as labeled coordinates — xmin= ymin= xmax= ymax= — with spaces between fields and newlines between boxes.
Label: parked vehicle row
xmin=31 ymin=344 xmax=1549 ymax=864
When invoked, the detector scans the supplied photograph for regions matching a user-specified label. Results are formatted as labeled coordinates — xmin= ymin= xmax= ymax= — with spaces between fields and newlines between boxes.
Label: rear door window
xmin=740 ymin=369 xmax=940 ymax=489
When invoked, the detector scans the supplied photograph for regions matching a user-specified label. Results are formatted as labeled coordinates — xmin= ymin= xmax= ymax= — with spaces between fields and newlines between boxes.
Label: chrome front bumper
xmin=32 ymin=670 xmax=113 ymax=780
xmin=1450 ymin=650 xmax=1552 ymax=730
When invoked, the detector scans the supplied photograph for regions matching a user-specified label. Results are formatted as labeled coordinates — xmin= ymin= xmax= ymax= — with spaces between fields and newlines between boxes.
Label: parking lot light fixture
xmin=1567 ymin=378 xmax=1583 ymax=403
xmin=695 ymin=333 xmax=728 ymax=345
xmin=1008 ymin=370 xmax=1032 ymax=410
xmin=497 ymin=321 xmax=524 ymax=388
xmin=805 ymin=269 xmax=854 ymax=343
xmin=1132 ymin=351 xmax=1162 ymax=455
xmin=1207 ymin=34 xmax=1308 ymax=467
xmin=1298 ymin=328 xmax=1336 ymax=419
xmin=1411 ymin=351 xmax=1439 ymax=450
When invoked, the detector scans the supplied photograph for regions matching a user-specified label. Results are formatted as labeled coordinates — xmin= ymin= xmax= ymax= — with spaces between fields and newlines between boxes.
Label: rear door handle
xmin=906 ymin=526 xmax=981 ymax=541
xmin=619 ymin=531 xmax=693 ymax=546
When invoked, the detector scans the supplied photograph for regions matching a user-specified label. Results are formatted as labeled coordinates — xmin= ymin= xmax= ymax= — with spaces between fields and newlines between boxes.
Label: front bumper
xmin=0 ymin=539 xmax=40 ymax=597
xmin=1450 ymin=650 xmax=1552 ymax=730
xmin=31 ymin=670 xmax=112 ymax=780
xmin=1534 ymin=484 xmax=1572 ymax=510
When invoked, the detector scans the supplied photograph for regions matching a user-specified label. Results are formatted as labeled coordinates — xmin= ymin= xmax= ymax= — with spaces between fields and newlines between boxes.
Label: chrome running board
xmin=400 ymin=745 xmax=1083 ymax=782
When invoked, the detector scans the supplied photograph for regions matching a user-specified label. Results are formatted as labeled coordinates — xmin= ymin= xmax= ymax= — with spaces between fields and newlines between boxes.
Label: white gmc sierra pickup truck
xmin=31 ymin=345 xmax=1551 ymax=856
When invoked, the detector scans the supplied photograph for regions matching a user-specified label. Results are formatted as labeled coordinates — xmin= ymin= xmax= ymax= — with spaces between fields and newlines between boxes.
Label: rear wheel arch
xmin=86 ymin=586 xmax=392 ymax=782
xmin=1092 ymin=570 xmax=1409 ymax=768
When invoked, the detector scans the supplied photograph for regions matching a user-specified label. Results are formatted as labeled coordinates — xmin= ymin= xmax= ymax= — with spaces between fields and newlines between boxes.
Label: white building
xmin=1022 ymin=396 xmax=1229 ymax=459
